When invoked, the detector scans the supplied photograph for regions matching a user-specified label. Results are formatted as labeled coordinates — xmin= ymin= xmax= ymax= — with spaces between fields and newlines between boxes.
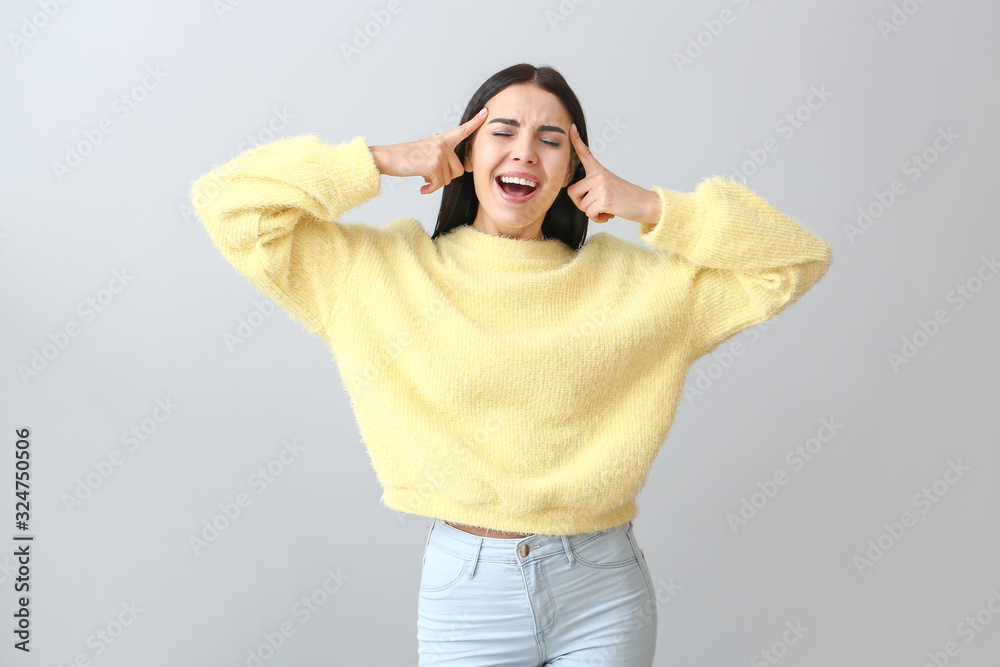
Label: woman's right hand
xmin=369 ymin=107 xmax=488 ymax=195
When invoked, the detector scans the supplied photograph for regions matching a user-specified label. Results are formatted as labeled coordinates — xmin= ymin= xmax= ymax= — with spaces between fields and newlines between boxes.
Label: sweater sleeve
xmin=638 ymin=176 xmax=833 ymax=359
xmin=189 ymin=134 xmax=382 ymax=342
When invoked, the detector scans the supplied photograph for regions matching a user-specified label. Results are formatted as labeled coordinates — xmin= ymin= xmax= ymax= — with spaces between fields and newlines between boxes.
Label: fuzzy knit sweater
xmin=190 ymin=134 xmax=833 ymax=536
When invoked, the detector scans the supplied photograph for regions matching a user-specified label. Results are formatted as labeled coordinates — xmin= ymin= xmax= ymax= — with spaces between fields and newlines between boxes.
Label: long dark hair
xmin=431 ymin=63 xmax=590 ymax=250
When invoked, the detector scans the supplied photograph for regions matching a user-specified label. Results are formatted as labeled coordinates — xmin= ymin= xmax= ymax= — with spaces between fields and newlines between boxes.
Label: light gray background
xmin=3 ymin=1 xmax=998 ymax=665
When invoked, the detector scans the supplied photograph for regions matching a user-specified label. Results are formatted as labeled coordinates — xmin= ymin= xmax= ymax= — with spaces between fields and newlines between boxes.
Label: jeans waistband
xmin=427 ymin=518 xmax=633 ymax=577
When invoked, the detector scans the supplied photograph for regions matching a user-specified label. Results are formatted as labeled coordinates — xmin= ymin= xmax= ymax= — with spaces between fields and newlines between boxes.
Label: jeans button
xmin=519 ymin=543 xmax=529 ymax=557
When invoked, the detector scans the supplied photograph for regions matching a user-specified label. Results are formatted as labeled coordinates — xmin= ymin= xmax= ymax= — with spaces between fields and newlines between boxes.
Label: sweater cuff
xmin=319 ymin=136 xmax=382 ymax=208
xmin=638 ymin=184 xmax=707 ymax=259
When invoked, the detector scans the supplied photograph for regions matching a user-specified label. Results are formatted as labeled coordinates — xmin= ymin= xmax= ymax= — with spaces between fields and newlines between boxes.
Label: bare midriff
xmin=445 ymin=521 xmax=531 ymax=539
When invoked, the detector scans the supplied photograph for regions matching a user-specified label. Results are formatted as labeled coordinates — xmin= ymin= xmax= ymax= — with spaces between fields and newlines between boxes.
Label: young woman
xmin=191 ymin=63 xmax=833 ymax=666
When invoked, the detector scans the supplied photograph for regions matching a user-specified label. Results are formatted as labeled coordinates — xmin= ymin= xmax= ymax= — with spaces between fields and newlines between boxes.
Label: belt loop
xmin=468 ymin=537 xmax=483 ymax=579
xmin=561 ymin=535 xmax=575 ymax=567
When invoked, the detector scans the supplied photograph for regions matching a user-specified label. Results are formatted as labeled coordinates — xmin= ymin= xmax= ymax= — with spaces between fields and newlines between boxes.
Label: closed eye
xmin=491 ymin=131 xmax=561 ymax=147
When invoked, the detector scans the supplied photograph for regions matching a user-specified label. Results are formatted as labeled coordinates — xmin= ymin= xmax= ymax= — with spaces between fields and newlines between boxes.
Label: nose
xmin=510 ymin=134 xmax=538 ymax=163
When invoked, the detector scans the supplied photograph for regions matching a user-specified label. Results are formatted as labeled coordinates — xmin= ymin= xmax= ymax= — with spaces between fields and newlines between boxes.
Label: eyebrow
xmin=487 ymin=118 xmax=566 ymax=135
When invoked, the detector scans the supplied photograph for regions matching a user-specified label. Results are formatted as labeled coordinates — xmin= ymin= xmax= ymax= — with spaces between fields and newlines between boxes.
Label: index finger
xmin=569 ymin=123 xmax=601 ymax=173
xmin=441 ymin=107 xmax=489 ymax=148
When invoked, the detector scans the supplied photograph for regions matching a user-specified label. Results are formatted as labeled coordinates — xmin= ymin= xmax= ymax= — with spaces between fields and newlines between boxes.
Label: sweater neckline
xmin=438 ymin=223 xmax=577 ymax=270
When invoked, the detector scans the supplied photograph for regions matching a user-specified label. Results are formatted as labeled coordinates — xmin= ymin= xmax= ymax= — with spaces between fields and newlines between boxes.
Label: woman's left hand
xmin=566 ymin=123 xmax=662 ymax=226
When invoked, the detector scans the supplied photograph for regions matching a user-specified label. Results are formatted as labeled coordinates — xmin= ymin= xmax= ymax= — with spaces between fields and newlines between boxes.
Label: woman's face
xmin=462 ymin=83 xmax=578 ymax=239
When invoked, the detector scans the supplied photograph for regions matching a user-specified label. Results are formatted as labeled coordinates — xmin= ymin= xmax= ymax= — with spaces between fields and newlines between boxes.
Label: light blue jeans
xmin=417 ymin=518 xmax=658 ymax=666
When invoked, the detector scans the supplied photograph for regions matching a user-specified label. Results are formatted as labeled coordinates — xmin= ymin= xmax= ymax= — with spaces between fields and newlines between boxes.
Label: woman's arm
xmin=565 ymin=125 xmax=833 ymax=360
xmin=641 ymin=177 xmax=833 ymax=359
xmin=189 ymin=135 xmax=382 ymax=341
xmin=189 ymin=113 xmax=488 ymax=343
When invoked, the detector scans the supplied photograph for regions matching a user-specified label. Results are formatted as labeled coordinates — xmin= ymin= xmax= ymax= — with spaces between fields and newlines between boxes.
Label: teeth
xmin=499 ymin=175 xmax=538 ymax=188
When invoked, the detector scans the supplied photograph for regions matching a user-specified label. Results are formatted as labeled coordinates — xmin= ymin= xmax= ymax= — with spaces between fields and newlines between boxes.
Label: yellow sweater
xmin=190 ymin=134 xmax=833 ymax=536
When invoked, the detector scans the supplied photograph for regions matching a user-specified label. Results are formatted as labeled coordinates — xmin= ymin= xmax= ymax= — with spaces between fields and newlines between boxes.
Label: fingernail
xmin=478 ymin=107 xmax=487 ymax=117
xmin=571 ymin=123 xmax=577 ymax=133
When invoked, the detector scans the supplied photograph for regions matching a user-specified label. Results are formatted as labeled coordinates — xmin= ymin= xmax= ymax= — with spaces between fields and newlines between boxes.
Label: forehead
xmin=486 ymin=84 xmax=570 ymax=124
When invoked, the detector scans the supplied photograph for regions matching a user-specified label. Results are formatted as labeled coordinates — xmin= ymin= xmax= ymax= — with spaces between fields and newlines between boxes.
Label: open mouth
xmin=495 ymin=175 xmax=539 ymax=202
